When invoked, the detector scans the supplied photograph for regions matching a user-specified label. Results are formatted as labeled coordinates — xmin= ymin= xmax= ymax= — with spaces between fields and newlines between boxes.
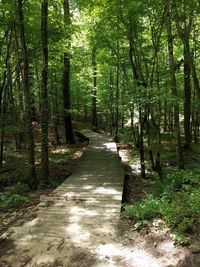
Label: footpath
xmin=1 ymin=130 xmax=125 ymax=267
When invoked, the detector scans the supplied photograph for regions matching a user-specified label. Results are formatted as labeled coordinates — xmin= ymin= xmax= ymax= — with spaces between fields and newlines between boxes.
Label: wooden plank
xmin=1 ymin=131 xmax=124 ymax=267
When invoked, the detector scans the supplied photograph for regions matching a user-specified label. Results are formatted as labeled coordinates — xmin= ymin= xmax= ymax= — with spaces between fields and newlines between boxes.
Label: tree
xmin=92 ymin=48 xmax=98 ymax=129
xmin=165 ymin=0 xmax=184 ymax=170
xmin=18 ymin=0 xmax=37 ymax=186
xmin=40 ymin=0 xmax=49 ymax=182
xmin=63 ymin=0 xmax=75 ymax=144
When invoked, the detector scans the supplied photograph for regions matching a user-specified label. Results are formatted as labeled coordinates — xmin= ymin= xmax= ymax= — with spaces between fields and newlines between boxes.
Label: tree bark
xmin=183 ymin=40 xmax=192 ymax=149
xmin=40 ymin=0 xmax=49 ymax=182
xmin=129 ymin=40 xmax=146 ymax=179
xmin=18 ymin=0 xmax=37 ymax=186
xmin=52 ymin=72 xmax=60 ymax=144
xmin=115 ymin=56 xmax=119 ymax=143
xmin=172 ymin=0 xmax=200 ymax=99
xmin=0 ymin=84 xmax=8 ymax=168
xmin=92 ymin=49 xmax=98 ymax=129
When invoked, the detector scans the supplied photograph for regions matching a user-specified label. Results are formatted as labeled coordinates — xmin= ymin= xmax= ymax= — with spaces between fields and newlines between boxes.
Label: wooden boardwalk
xmin=1 ymin=130 xmax=125 ymax=267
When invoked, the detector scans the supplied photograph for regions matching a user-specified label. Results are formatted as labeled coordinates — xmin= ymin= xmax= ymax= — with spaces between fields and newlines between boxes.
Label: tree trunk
xmin=18 ymin=0 xmax=37 ymax=186
xmin=52 ymin=72 xmax=60 ymax=144
xmin=129 ymin=40 xmax=146 ymax=179
xmin=115 ymin=59 xmax=119 ymax=143
xmin=40 ymin=0 xmax=49 ymax=182
xmin=185 ymin=42 xmax=200 ymax=99
xmin=183 ymin=40 xmax=192 ymax=149
xmin=0 ymin=29 xmax=12 ymax=166
xmin=139 ymin=104 xmax=146 ymax=178
xmin=172 ymin=0 xmax=200 ymax=99
xmin=63 ymin=0 xmax=74 ymax=144
xmin=165 ymin=1 xmax=184 ymax=170
xmin=0 ymin=85 xmax=7 ymax=168
xmin=109 ymin=68 xmax=114 ymax=134
xmin=92 ymin=49 xmax=98 ymax=129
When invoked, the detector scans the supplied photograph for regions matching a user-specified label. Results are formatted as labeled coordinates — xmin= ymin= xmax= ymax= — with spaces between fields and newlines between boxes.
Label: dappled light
xmin=103 ymin=142 xmax=117 ymax=152
xmin=158 ymin=240 xmax=175 ymax=253
xmin=51 ymin=147 xmax=69 ymax=154
xmin=96 ymin=244 xmax=162 ymax=267
xmin=0 ymin=130 xmax=194 ymax=266
xmin=1 ymin=0 xmax=200 ymax=265
xmin=93 ymin=187 xmax=119 ymax=195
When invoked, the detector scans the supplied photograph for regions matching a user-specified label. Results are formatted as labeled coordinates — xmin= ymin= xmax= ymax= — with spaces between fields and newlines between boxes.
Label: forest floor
xmin=117 ymin=142 xmax=200 ymax=267
xmin=0 ymin=127 xmax=200 ymax=266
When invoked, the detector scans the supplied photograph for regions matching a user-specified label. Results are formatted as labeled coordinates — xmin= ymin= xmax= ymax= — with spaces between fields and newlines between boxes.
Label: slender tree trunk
xmin=0 ymin=29 xmax=12 ymax=166
xmin=138 ymin=95 xmax=146 ymax=179
xmin=164 ymin=101 xmax=167 ymax=131
xmin=92 ymin=49 xmax=98 ymax=129
xmin=115 ymin=59 xmax=119 ymax=143
xmin=0 ymin=85 xmax=7 ymax=168
xmin=109 ymin=68 xmax=114 ymax=134
xmin=63 ymin=0 xmax=74 ymax=144
xmin=40 ymin=0 xmax=49 ymax=182
xmin=172 ymin=0 xmax=200 ymax=99
xmin=121 ymin=78 xmax=125 ymax=129
xmin=18 ymin=0 xmax=37 ymax=186
xmin=52 ymin=72 xmax=60 ymax=144
xmin=155 ymin=57 xmax=163 ymax=178
xmin=8 ymin=63 xmax=20 ymax=152
xmin=185 ymin=42 xmax=200 ymax=99
xmin=172 ymin=1 xmax=193 ymax=149
xmin=13 ymin=7 xmax=24 ymax=150
xmin=183 ymin=40 xmax=192 ymax=149
xmin=129 ymin=40 xmax=146 ymax=179
xmin=194 ymin=112 xmax=199 ymax=143
xmin=165 ymin=1 xmax=184 ymax=170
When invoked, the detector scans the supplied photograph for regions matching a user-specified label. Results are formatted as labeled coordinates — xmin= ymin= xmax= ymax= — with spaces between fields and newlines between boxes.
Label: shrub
xmin=124 ymin=168 xmax=200 ymax=240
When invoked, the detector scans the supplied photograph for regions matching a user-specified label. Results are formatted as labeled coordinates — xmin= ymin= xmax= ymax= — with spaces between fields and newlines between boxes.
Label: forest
xmin=0 ymin=0 xmax=200 ymax=265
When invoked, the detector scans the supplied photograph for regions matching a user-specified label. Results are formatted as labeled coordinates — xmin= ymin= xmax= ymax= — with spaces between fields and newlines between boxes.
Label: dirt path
xmin=0 ymin=130 xmax=195 ymax=267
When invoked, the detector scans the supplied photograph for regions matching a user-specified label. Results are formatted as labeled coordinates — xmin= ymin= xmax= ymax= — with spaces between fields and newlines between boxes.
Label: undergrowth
xmin=123 ymin=168 xmax=200 ymax=244
xmin=0 ymin=182 xmax=31 ymax=211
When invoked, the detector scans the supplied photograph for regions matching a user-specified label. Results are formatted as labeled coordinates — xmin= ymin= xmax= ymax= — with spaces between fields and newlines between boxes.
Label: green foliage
xmin=154 ymin=169 xmax=200 ymax=198
xmin=8 ymin=182 xmax=30 ymax=195
xmin=124 ymin=195 xmax=161 ymax=220
xmin=124 ymin=168 xmax=200 ymax=244
xmin=0 ymin=182 xmax=31 ymax=210
xmin=158 ymin=169 xmax=200 ymax=235
xmin=170 ymin=233 xmax=189 ymax=246
xmin=161 ymin=186 xmax=200 ymax=232
xmin=118 ymin=128 xmax=134 ymax=144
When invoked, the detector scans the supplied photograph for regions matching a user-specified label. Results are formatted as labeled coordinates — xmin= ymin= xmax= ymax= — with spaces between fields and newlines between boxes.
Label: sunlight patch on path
xmin=0 ymin=130 xmax=190 ymax=267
